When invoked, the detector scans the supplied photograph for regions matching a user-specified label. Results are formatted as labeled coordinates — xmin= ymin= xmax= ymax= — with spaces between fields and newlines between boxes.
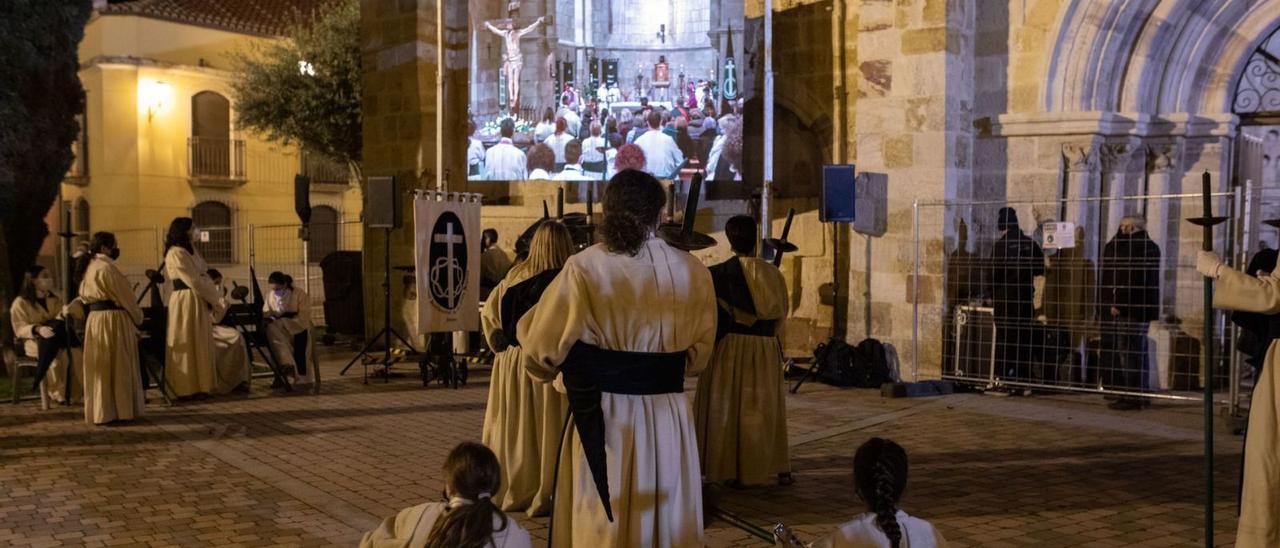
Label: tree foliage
xmin=0 ymin=0 xmax=91 ymax=302
xmin=231 ymin=0 xmax=362 ymax=176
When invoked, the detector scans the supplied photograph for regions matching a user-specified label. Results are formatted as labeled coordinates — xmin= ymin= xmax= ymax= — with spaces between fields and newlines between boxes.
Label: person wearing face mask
xmin=10 ymin=264 xmax=84 ymax=403
xmin=264 ymin=271 xmax=315 ymax=385
xmin=162 ymin=217 xmax=226 ymax=398
xmin=206 ymin=269 xmax=250 ymax=394
xmin=77 ymin=232 xmax=146 ymax=425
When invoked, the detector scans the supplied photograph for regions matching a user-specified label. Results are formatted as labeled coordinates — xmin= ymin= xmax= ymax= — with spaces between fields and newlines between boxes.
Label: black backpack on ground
xmin=813 ymin=338 xmax=893 ymax=389
xmin=813 ymin=339 xmax=856 ymax=387
xmin=851 ymin=338 xmax=892 ymax=388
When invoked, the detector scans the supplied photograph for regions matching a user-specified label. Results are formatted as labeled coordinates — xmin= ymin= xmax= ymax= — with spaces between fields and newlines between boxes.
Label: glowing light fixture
xmin=139 ymin=80 xmax=172 ymax=122
xmin=299 ymin=60 xmax=316 ymax=76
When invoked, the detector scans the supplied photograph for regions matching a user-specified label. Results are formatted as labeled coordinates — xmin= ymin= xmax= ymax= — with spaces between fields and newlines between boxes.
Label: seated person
xmin=360 ymin=442 xmax=532 ymax=548
xmin=401 ymin=274 xmax=427 ymax=351
xmin=264 ymin=271 xmax=315 ymax=385
xmin=10 ymin=264 xmax=83 ymax=402
xmin=813 ymin=438 xmax=947 ymax=548
xmin=208 ymin=269 xmax=250 ymax=393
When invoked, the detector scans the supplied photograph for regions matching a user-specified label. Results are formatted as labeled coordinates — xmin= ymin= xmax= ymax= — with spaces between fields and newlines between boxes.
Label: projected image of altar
xmin=467 ymin=0 xmax=745 ymax=182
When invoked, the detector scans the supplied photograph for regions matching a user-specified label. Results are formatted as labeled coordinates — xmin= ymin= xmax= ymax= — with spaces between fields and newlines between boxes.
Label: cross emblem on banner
xmin=430 ymin=221 xmax=467 ymax=310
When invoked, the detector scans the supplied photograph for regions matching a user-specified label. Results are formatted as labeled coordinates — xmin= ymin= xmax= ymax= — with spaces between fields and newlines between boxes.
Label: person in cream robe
xmin=517 ymin=171 xmax=716 ymax=548
xmin=480 ymin=221 xmax=573 ymax=517
xmin=264 ymin=271 xmax=316 ymax=384
xmin=1197 ymin=251 xmax=1280 ymax=547
xmin=207 ymin=270 xmax=250 ymax=393
xmin=694 ymin=215 xmax=792 ymax=486
xmin=10 ymin=265 xmax=84 ymax=403
xmin=78 ymin=232 xmax=146 ymax=425
xmin=162 ymin=218 xmax=225 ymax=398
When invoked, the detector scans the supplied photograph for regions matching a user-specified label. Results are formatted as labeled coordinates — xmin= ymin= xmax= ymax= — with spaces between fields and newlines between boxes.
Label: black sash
xmin=497 ymin=268 xmax=562 ymax=350
xmin=726 ymin=319 xmax=778 ymax=337
xmin=560 ymin=342 xmax=685 ymax=522
xmin=173 ymin=279 xmax=190 ymax=291
xmin=87 ymin=301 xmax=123 ymax=312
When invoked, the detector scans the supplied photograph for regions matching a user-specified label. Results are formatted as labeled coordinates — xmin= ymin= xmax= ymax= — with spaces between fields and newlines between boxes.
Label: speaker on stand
xmin=792 ymin=165 xmax=857 ymax=393
xmin=342 ymin=176 xmax=418 ymax=381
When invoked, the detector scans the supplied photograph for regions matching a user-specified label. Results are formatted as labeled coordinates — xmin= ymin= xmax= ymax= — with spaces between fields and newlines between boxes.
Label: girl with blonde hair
xmin=480 ymin=220 xmax=574 ymax=516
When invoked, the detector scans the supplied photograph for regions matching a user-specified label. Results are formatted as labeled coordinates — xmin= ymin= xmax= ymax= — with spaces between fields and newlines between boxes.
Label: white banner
xmin=414 ymin=191 xmax=483 ymax=333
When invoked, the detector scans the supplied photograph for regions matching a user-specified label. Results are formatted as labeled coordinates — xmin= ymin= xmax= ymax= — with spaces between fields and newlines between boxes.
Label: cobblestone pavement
xmin=0 ymin=350 xmax=1244 ymax=547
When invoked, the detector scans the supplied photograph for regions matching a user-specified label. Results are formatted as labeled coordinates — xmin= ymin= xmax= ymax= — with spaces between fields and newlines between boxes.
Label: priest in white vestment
xmin=78 ymin=233 xmax=146 ymax=425
xmin=633 ymin=111 xmax=685 ymax=179
xmin=264 ymin=272 xmax=316 ymax=385
xmin=517 ymin=170 xmax=717 ymax=548
xmin=481 ymin=221 xmax=573 ymax=517
xmin=10 ymin=264 xmax=83 ymax=403
xmin=484 ymin=119 xmax=528 ymax=180
xmin=163 ymin=218 xmax=226 ymax=398
xmin=1196 ymin=251 xmax=1280 ymax=547
xmin=694 ymin=215 xmax=792 ymax=487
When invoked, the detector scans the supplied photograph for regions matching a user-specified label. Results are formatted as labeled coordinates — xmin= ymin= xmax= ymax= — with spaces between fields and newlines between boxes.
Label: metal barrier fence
xmin=250 ymin=221 xmax=365 ymax=325
xmin=912 ymin=189 xmax=1249 ymax=408
xmin=111 ymin=227 xmax=163 ymax=292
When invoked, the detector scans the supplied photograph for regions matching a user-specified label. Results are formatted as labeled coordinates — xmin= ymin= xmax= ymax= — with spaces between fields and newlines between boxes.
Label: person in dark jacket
xmin=989 ymin=207 xmax=1045 ymax=382
xmin=1099 ymin=215 xmax=1161 ymax=410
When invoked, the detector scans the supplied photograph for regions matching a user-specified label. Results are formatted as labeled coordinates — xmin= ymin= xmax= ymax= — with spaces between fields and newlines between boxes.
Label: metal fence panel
xmin=250 ymin=221 xmax=364 ymax=325
xmin=914 ymin=190 xmax=1244 ymax=405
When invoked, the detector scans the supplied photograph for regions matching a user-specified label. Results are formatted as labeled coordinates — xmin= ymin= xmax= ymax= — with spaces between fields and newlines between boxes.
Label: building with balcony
xmin=49 ymin=0 xmax=362 ymax=284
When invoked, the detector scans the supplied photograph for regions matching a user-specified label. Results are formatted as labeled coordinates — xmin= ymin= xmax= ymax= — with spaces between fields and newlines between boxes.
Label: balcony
xmin=188 ymin=137 xmax=246 ymax=187
xmin=301 ymin=150 xmax=352 ymax=192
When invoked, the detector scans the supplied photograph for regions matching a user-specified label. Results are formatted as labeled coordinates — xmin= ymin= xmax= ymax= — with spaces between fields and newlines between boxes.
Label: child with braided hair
xmin=360 ymin=442 xmax=532 ymax=548
xmin=813 ymin=438 xmax=948 ymax=548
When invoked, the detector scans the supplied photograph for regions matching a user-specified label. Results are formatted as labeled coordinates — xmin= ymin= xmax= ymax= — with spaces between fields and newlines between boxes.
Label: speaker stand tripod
xmin=341 ymin=227 xmax=418 ymax=383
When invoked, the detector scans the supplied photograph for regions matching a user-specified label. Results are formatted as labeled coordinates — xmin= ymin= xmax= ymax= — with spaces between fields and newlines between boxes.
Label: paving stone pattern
xmin=0 ymin=351 xmax=1244 ymax=547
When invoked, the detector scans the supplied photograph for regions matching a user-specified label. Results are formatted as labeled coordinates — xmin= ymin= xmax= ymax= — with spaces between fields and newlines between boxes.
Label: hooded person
xmin=516 ymin=169 xmax=717 ymax=547
xmin=264 ymin=271 xmax=316 ymax=385
xmin=10 ymin=264 xmax=84 ymax=403
xmin=1098 ymin=216 xmax=1161 ymax=409
xmin=988 ymin=207 xmax=1045 ymax=382
xmin=480 ymin=221 xmax=574 ymax=517
xmin=693 ymin=215 xmax=792 ymax=487
xmin=78 ymin=232 xmax=146 ymax=425
xmin=163 ymin=217 xmax=227 ymax=398
xmin=1196 ymin=250 xmax=1280 ymax=547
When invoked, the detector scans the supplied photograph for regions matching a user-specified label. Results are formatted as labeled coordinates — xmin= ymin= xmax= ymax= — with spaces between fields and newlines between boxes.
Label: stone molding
xmin=1099 ymin=143 xmax=1135 ymax=173
xmin=1062 ymin=142 xmax=1098 ymax=172
xmin=1147 ymin=144 xmax=1179 ymax=174
xmin=983 ymin=111 xmax=1238 ymax=139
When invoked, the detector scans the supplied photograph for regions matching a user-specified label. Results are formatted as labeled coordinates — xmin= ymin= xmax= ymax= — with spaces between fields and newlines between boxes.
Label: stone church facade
xmin=360 ymin=0 xmax=1280 ymax=379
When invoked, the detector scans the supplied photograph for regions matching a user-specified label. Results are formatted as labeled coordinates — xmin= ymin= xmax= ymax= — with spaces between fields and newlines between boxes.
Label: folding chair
xmin=6 ymin=347 xmax=50 ymax=409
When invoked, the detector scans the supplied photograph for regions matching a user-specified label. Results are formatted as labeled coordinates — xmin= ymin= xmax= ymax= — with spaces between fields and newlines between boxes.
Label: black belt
xmin=560 ymin=342 xmax=685 ymax=522
xmin=173 ymin=279 xmax=190 ymax=290
xmin=726 ymin=319 xmax=779 ymax=337
xmin=87 ymin=301 xmax=123 ymax=312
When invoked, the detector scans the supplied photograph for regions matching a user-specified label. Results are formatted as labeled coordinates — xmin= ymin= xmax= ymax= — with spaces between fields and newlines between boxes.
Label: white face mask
xmin=36 ymin=278 xmax=54 ymax=292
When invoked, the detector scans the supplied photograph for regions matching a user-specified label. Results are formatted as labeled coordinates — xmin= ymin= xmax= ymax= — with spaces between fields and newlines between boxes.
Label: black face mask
xmin=109 ymin=248 xmax=121 ymax=260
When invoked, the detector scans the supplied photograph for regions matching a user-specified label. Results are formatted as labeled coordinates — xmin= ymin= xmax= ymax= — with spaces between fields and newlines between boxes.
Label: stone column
xmin=1099 ymin=143 xmax=1136 ymax=242
xmin=1061 ymin=142 xmax=1099 ymax=258
xmin=360 ymin=0 xmax=470 ymax=339
xmin=1144 ymin=142 xmax=1181 ymax=317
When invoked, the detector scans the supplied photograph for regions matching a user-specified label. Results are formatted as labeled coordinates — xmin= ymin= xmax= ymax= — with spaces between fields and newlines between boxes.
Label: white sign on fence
xmin=414 ymin=191 xmax=483 ymax=333
xmin=1042 ymin=221 xmax=1076 ymax=249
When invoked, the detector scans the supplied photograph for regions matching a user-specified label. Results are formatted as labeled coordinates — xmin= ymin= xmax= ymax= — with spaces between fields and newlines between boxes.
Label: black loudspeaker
xmin=821 ymin=164 xmax=856 ymax=223
xmin=366 ymin=176 xmax=401 ymax=229
xmin=294 ymin=175 xmax=312 ymax=225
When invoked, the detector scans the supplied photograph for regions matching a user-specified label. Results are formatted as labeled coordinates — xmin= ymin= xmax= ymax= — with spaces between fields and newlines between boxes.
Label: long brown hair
xmin=600 ymin=170 xmax=665 ymax=256
xmin=507 ymin=221 xmax=573 ymax=282
xmin=424 ymin=442 xmax=507 ymax=548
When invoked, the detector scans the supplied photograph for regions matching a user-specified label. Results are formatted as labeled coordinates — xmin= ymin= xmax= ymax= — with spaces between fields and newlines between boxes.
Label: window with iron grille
xmin=192 ymin=201 xmax=234 ymax=264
